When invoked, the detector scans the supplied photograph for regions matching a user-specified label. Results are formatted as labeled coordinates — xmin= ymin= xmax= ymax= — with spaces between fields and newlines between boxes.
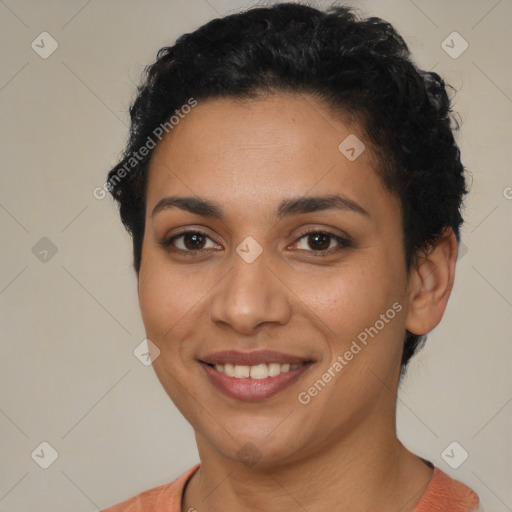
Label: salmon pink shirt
xmin=102 ymin=463 xmax=481 ymax=511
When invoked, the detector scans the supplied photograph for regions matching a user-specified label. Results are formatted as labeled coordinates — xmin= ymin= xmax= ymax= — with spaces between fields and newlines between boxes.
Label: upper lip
xmin=199 ymin=350 xmax=313 ymax=366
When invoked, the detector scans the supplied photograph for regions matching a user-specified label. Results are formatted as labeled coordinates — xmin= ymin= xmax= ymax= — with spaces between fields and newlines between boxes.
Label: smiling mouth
xmin=203 ymin=361 xmax=310 ymax=379
xmin=199 ymin=359 xmax=314 ymax=401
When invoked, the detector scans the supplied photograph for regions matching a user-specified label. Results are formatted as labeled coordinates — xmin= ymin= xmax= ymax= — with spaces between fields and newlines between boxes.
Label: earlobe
xmin=405 ymin=228 xmax=459 ymax=336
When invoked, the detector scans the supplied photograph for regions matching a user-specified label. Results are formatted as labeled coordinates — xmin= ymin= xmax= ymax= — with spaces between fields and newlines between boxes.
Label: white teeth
xmin=224 ymin=363 xmax=235 ymax=377
xmin=213 ymin=362 xmax=302 ymax=378
xmin=233 ymin=365 xmax=250 ymax=378
xmin=250 ymin=364 xmax=269 ymax=379
xmin=268 ymin=363 xmax=281 ymax=377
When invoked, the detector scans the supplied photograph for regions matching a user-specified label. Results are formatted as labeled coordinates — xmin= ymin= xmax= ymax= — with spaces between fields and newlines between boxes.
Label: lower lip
xmin=200 ymin=362 xmax=313 ymax=401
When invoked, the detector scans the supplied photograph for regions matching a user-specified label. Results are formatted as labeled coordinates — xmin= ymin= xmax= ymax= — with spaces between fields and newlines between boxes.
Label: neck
xmin=182 ymin=406 xmax=433 ymax=512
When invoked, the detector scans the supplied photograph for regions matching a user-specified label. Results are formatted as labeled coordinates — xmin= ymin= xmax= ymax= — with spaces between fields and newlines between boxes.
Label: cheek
xmin=138 ymin=256 xmax=184 ymax=346
xmin=138 ymin=265 xmax=166 ymax=335
xmin=300 ymin=263 xmax=400 ymax=340
xmin=137 ymin=265 xmax=198 ymax=403
xmin=137 ymin=254 xmax=211 ymax=363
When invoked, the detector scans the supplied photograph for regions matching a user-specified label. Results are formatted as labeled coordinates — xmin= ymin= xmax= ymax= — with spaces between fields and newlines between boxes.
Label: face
xmin=138 ymin=93 xmax=413 ymax=467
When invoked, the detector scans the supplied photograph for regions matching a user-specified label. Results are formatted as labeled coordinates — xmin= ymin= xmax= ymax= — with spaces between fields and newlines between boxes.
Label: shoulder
xmin=414 ymin=466 xmax=481 ymax=512
xmin=101 ymin=464 xmax=200 ymax=512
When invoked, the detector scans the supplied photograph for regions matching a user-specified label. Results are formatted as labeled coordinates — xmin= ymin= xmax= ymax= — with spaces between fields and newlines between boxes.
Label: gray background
xmin=0 ymin=0 xmax=511 ymax=510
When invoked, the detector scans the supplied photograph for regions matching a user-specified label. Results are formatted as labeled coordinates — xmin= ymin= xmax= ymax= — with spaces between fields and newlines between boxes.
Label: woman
xmin=102 ymin=3 xmax=481 ymax=511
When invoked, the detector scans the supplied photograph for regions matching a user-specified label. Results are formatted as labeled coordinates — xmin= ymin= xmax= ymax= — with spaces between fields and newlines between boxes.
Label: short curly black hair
xmin=106 ymin=2 xmax=469 ymax=374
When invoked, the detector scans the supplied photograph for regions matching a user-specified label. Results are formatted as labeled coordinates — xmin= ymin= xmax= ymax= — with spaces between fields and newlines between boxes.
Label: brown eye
xmin=180 ymin=232 xmax=207 ymax=250
xmin=160 ymin=230 xmax=219 ymax=254
xmin=305 ymin=232 xmax=331 ymax=250
xmin=159 ymin=229 xmax=351 ymax=257
xmin=294 ymin=230 xmax=351 ymax=256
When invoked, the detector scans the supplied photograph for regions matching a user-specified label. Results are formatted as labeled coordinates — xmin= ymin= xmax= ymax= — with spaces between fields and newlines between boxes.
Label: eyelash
xmin=159 ymin=228 xmax=352 ymax=257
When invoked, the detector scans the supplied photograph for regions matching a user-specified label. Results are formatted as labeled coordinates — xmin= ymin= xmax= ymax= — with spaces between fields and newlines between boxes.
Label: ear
xmin=405 ymin=227 xmax=459 ymax=335
xmin=136 ymin=264 xmax=143 ymax=305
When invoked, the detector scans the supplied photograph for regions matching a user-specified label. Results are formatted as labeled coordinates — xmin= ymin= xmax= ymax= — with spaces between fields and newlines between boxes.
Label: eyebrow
xmin=151 ymin=194 xmax=370 ymax=220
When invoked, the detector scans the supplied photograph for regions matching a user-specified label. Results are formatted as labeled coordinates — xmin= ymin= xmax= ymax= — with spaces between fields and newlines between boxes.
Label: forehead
xmin=151 ymin=93 xmax=371 ymax=166
xmin=145 ymin=93 xmax=397 ymax=223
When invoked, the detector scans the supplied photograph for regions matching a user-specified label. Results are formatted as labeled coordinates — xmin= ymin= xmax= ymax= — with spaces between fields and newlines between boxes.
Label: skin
xmin=136 ymin=93 xmax=459 ymax=512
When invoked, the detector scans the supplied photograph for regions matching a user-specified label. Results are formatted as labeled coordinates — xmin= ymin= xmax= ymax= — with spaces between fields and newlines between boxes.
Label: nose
xmin=209 ymin=246 xmax=292 ymax=336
